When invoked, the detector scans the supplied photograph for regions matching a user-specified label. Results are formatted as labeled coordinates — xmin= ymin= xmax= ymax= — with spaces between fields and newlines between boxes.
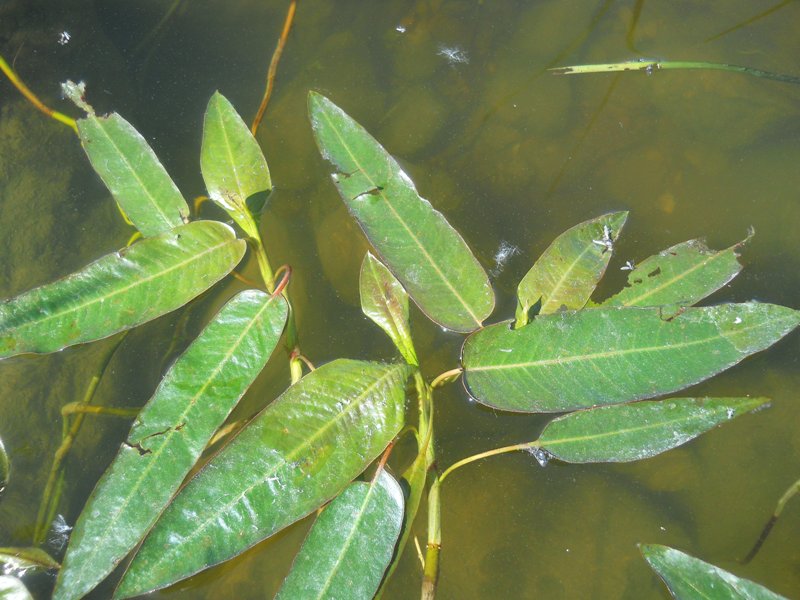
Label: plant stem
xmin=439 ymin=442 xmax=535 ymax=485
xmin=430 ymin=367 xmax=462 ymax=389
xmin=742 ymin=476 xmax=800 ymax=563
xmin=421 ymin=478 xmax=441 ymax=600
xmin=0 ymin=54 xmax=78 ymax=132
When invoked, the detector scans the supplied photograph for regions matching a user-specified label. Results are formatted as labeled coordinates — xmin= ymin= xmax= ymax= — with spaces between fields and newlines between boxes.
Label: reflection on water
xmin=1 ymin=0 xmax=799 ymax=597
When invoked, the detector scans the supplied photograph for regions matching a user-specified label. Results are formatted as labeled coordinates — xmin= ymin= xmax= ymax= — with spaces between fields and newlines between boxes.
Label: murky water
xmin=1 ymin=1 xmax=799 ymax=598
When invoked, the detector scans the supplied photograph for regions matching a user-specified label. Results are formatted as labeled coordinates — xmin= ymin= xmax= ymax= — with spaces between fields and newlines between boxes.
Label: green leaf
xmin=309 ymin=91 xmax=494 ymax=333
xmin=602 ymin=237 xmax=746 ymax=308
xmin=0 ymin=547 xmax=60 ymax=572
xmin=276 ymin=470 xmax=404 ymax=600
xmin=117 ymin=359 xmax=410 ymax=598
xmin=462 ymin=304 xmax=800 ymax=412
xmin=201 ymin=91 xmax=272 ymax=231
xmin=516 ymin=212 xmax=627 ymax=326
xmin=76 ymin=112 xmax=189 ymax=237
xmin=360 ymin=252 xmax=418 ymax=365
xmin=535 ymin=397 xmax=768 ymax=463
xmin=0 ymin=221 xmax=245 ymax=359
xmin=0 ymin=576 xmax=33 ymax=600
xmin=640 ymin=544 xmax=788 ymax=600
xmin=53 ymin=290 xmax=287 ymax=600
xmin=0 ymin=437 xmax=8 ymax=499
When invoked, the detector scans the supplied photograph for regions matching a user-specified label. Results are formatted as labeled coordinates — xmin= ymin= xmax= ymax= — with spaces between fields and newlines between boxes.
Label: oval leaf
xmin=0 ymin=221 xmax=245 ymax=359
xmin=602 ymin=237 xmax=746 ymax=308
xmin=53 ymin=290 xmax=287 ymax=600
xmin=0 ymin=576 xmax=33 ymax=600
xmin=309 ymin=91 xmax=494 ymax=333
xmin=276 ymin=470 xmax=404 ymax=600
xmin=640 ymin=544 xmax=788 ymax=600
xmin=462 ymin=304 xmax=800 ymax=412
xmin=0 ymin=547 xmax=60 ymax=572
xmin=116 ymin=359 xmax=410 ymax=598
xmin=77 ymin=112 xmax=189 ymax=237
xmin=516 ymin=211 xmax=627 ymax=325
xmin=201 ymin=92 xmax=272 ymax=229
xmin=536 ymin=397 xmax=768 ymax=463
xmin=360 ymin=252 xmax=418 ymax=365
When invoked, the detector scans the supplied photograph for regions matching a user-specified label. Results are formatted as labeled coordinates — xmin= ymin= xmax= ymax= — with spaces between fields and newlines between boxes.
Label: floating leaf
xmin=0 ymin=547 xmax=60 ymax=572
xmin=0 ymin=576 xmax=32 ymax=600
xmin=535 ymin=397 xmax=768 ymax=463
xmin=309 ymin=91 xmax=494 ymax=333
xmin=71 ymin=99 xmax=189 ymax=236
xmin=276 ymin=470 xmax=404 ymax=600
xmin=360 ymin=252 xmax=418 ymax=365
xmin=117 ymin=359 xmax=410 ymax=597
xmin=462 ymin=304 xmax=800 ymax=412
xmin=53 ymin=290 xmax=287 ymax=600
xmin=640 ymin=544 xmax=788 ymax=600
xmin=516 ymin=212 xmax=627 ymax=326
xmin=602 ymin=237 xmax=746 ymax=308
xmin=0 ymin=221 xmax=245 ymax=359
xmin=201 ymin=91 xmax=272 ymax=231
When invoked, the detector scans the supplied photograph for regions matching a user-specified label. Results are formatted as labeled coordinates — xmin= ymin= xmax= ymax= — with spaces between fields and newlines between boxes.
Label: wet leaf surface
xmin=117 ymin=359 xmax=410 ymax=598
xmin=53 ymin=290 xmax=287 ymax=600
xmin=0 ymin=221 xmax=245 ymax=358
xmin=276 ymin=470 xmax=404 ymax=600
xmin=462 ymin=304 xmax=800 ymax=412
xmin=309 ymin=91 xmax=494 ymax=333
xmin=0 ymin=576 xmax=32 ymax=600
xmin=641 ymin=544 xmax=788 ymax=599
xmin=0 ymin=547 xmax=60 ymax=572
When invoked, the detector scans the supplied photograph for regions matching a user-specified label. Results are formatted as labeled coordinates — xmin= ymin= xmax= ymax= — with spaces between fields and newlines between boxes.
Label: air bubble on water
xmin=526 ymin=446 xmax=551 ymax=467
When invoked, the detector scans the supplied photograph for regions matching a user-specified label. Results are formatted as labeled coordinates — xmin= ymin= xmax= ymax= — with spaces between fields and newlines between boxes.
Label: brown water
xmin=1 ymin=1 xmax=799 ymax=598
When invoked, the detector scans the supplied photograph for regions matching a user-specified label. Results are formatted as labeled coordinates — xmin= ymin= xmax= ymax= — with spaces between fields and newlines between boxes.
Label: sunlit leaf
xmin=602 ymin=237 xmax=746 ymax=308
xmin=53 ymin=290 xmax=287 ymax=600
xmin=0 ymin=221 xmax=245 ymax=359
xmin=309 ymin=91 xmax=494 ymax=333
xmin=117 ymin=359 xmax=410 ymax=598
xmin=640 ymin=544 xmax=787 ymax=600
xmin=360 ymin=252 xmax=418 ymax=365
xmin=75 ymin=109 xmax=189 ymax=237
xmin=201 ymin=91 xmax=272 ymax=230
xmin=462 ymin=304 xmax=800 ymax=412
xmin=535 ymin=397 xmax=768 ymax=463
xmin=0 ymin=576 xmax=33 ymax=600
xmin=0 ymin=438 xmax=7 ymax=499
xmin=276 ymin=470 xmax=404 ymax=600
xmin=0 ymin=547 xmax=60 ymax=572
xmin=516 ymin=211 xmax=627 ymax=326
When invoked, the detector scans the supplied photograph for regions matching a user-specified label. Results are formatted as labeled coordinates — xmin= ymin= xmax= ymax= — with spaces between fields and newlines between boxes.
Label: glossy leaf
xmin=309 ymin=91 xmax=494 ymax=333
xmin=0 ymin=221 xmax=245 ymax=359
xmin=0 ymin=576 xmax=32 ymax=600
xmin=516 ymin=212 xmax=627 ymax=325
xmin=641 ymin=544 xmax=787 ymax=600
xmin=53 ymin=290 xmax=287 ymax=600
xmin=602 ymin=237 xmax=745 ymax=308
xmin=360 ymin=252 xmax=418 ymax=365
xmin=535 ymin=397 xmax=768 ymax=463
xmin=0 ymin=547 xmax=60 ymax=572
xmin=117 ymin=359 xmax=410 ymax=598
xmin=276 ymin=470 xmax=404 ymax=600
xmin=201 ymin=91 xmax=272 ymax=230
xmin=462 ymin=304 xmax=800 ymax=412
xmin=76 ymin=111 xmax=189 ymax=237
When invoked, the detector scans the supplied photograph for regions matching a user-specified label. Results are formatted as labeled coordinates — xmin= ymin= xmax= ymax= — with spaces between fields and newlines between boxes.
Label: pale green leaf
xmin=0 ymin=221 xmax=245 ymax=358
xmin=0 ymin=576 xmax=32 ymax=600
xmin=0 ymin=547 xmax=60 ymax=572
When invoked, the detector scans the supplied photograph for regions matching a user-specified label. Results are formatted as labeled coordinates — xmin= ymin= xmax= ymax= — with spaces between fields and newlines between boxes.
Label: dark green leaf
xmin=0 ymin=576 xmax=33 ymax=600
xmin=76 ymin=112 xmax=189 ymax=237
xmin=462 ymin=304 xmax=800 ymax=412
xmin=536 ymin=397 xmax=768 ymax=463
xmin=117 ymin=359 xmax=410 ymax=598
xmin=201 ymin=92 xmax=272 ymax=232
xmin=309 ymin=91 xmax=494 ymax=333
xmin=516 ymin=212 xmax=627 ymax=326
xmin=360 ymin=252 xmax=418 ymax=365
xmin=0 ymin=547 xmax=60 ymax=572
xmin=640 ymin=544 xmax=787 ymax=600
xmin=53 ymin=290 xmax=287 ymax=600
xmin=602 ymin=237 xmax=745 ymax=308
xmin=276 ymin=470 xmax=404 ymax=600
xmin=0 ymin=221 xmax=245 ymax=359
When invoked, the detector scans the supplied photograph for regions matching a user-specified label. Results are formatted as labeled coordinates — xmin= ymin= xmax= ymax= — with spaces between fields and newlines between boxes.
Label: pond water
xmin=1 ymin=1 xmax=799 ymax=598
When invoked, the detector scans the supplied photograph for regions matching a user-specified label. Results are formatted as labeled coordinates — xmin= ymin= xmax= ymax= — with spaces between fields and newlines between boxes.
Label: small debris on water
xmin=437 ymin=44 xmax=469 ymax=65
xmin=526 ymin=446 xmax=551 ymax=467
